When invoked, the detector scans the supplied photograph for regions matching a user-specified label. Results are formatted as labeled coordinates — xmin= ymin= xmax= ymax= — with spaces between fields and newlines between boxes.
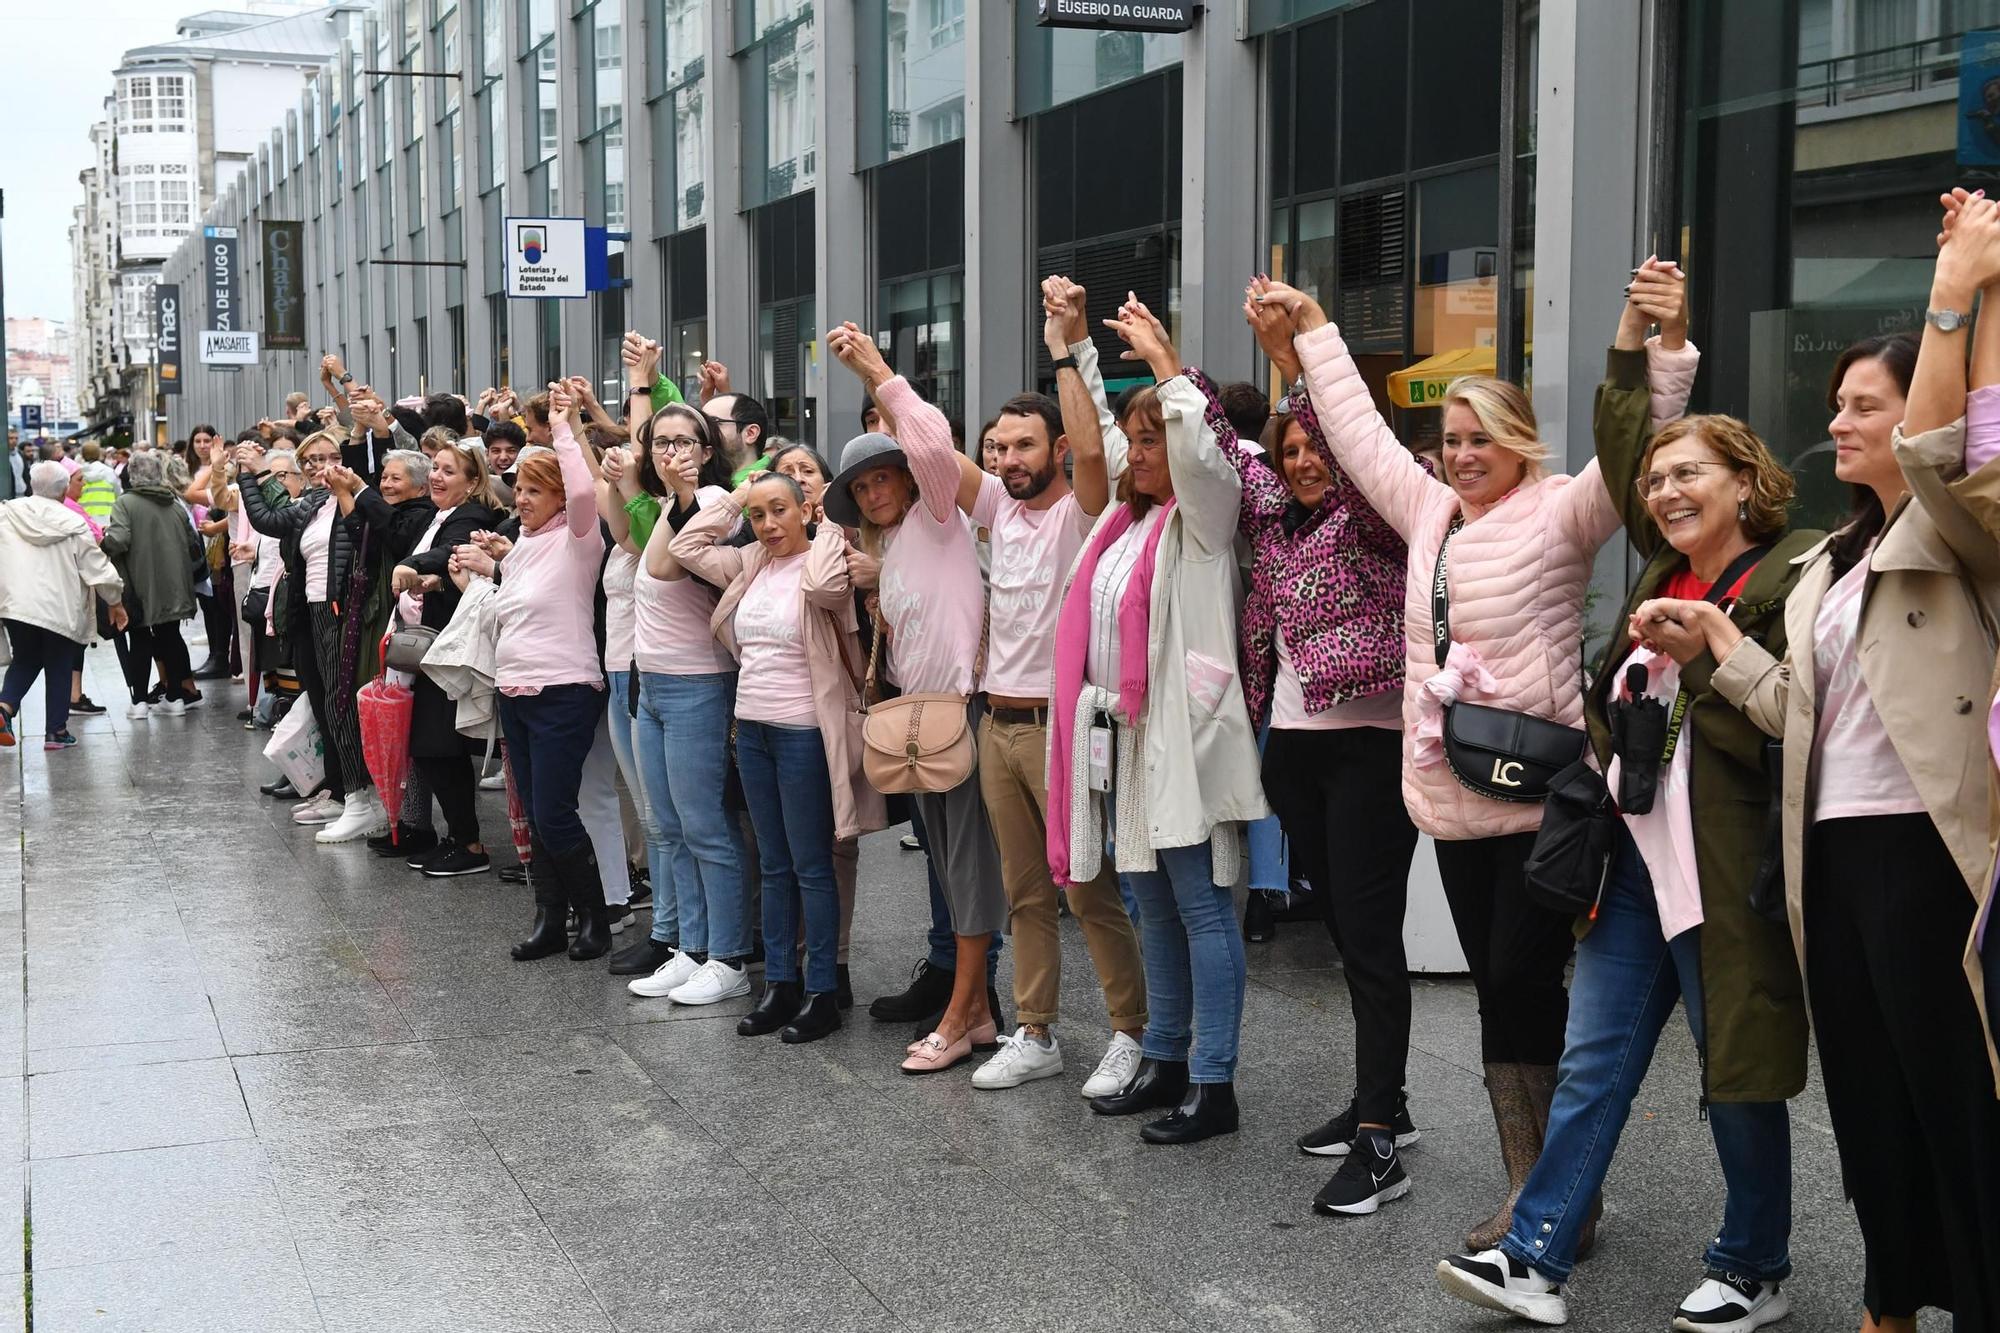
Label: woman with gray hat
xmin=822 ymin=321 xmax=1008 ymax=1076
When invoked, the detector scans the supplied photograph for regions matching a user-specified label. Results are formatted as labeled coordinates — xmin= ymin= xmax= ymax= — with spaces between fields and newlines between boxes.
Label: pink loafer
xmin=907 ymin=1019 xmax=999 ymax=1055
xmin=901 ymin=1030 xmax=972 ymax=1075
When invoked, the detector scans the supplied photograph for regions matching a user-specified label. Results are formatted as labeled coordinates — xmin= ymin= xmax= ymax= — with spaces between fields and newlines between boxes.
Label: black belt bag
xmin=1432 ymin=520 xmax=1585 ymax=803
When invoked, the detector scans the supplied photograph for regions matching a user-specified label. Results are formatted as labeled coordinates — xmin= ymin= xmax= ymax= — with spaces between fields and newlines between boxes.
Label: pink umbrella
xmin=356 ymin=677 xmax=414 ymax=840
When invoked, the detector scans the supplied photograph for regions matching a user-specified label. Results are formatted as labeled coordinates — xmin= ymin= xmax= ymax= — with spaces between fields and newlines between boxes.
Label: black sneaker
xmin=408 ymin=840 xmax=451 ymax=870
xmin=373 ymin=826 xmax=438 ymax=858
xmin=869 ymin=959 xmax=955 ymax=1023
xmin=69 ymin=696 xmax=107 ymax=716
xmin=1313 ymin=1129 xmax=1410 ymax=1216
xmin=1437 ymin=1249 xmax=1567 ymax=1324
xmin=627 ymin=864 xmax=652 ymax=909
xmin=423 ymin=845 xmax=492 ymax=878
xmin=1297 ymin=1095 xmax=1420 ymax=1157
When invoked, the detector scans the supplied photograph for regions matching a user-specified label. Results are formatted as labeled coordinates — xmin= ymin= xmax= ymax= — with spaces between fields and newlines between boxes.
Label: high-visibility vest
xmin=78 ymin=479 xmax=117 ymax=523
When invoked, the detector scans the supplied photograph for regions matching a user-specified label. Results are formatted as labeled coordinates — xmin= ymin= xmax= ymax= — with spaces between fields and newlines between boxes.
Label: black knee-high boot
xmin=511 ymin=835 xmax=569 ymax=961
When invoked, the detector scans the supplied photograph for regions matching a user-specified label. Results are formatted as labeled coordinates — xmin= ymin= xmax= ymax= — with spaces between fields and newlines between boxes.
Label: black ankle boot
xmin=835 ymin=963 xmax=853 ymax=1009
xmin=510 ymin=904 xmax=568 ymax=961
xmin=569 ymin=907 xmax=611 ymax=960
xmin=738 ymin=981 xmax=803 ymax=1036
xmin=780 ymin=991 xmax=843 ymax=1044
xmin=1243 ymin=891 xmax=1276 ymax=943
xmin=869 ymin=959 xmax=954 ymax=1022
xmin=1089 ymin=1057 xmax=1189 ymax=1117
xmin=1141 ymin=1081 xmax=1240 ymax=1145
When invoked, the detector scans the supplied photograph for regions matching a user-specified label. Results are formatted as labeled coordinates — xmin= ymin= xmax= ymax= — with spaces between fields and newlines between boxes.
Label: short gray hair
xmin=383 ymin=448 xmax=431 ymax=488
xmin=124 ymin=452 xmax=165 ymax=489
xmin=163 ymin=455 xmax=192 ymax=492
xmin=265 ymin=448 xmax=298 ymax=474
xmin=28 ymin=461 xmax=70 ymax=500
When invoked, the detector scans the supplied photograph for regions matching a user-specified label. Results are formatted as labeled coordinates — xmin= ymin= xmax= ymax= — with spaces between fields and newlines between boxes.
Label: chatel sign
xmin=1036 ymin=0 xmax=1198 ymax=33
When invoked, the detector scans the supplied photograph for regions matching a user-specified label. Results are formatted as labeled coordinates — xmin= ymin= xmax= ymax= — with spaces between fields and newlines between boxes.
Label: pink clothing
xmin=1271 ymin=628 xmax=1403 ymax=730
xmin=1606 ymin=646 xmax=1703 ymax=940
xmin=874 ymin=376 xmax=985 ymax=695
xmin=732 ymin=553 xmax=818 ymax=724
xmin=603 ymin=547 xmax=640 ymax=669
xmin=1296 ymin=323 xmax=1700 ymax=840
xmin=491 ymin=416 xmax=606 ymax=692
xmin=62 ymin=498 xmax=103 ymax=543
xmin=634 ymin=485 xmax=734 ymax=677
xmin=1810 ymin=550 xmax=1926 ymax=820
xmin=971 ymin=473 xmax=1094 ymax=699
xmin=396 ymin=504 xmax=457 ymax=625
xmin=301 ymin=499 xmax=337 ymax=603
xmin=1085 ymin=505 xmax=1165 ymax=692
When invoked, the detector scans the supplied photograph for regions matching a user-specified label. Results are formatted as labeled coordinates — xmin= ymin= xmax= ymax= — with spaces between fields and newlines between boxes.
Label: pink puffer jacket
xmin=1296 ymin=324 xmax=1700 ymax=840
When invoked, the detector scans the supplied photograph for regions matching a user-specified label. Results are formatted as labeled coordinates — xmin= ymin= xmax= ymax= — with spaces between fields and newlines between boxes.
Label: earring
xmin=1737 ymin=499 xmax=1749 ymax=523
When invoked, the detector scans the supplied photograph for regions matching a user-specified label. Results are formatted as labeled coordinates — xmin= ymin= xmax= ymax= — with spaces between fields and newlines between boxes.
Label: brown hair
xmin=433 ymin=440 xmax=500 ymax=512
xmin=1824 ymin=332 xmax=1919 ymax=576
xmin=1113 ymin=386 xmax=1166 ymax=515
xmin=522 ymin=392 xmax=552 ymax=427
xmin=1643 ymin=414 xmax=1794 ymax=541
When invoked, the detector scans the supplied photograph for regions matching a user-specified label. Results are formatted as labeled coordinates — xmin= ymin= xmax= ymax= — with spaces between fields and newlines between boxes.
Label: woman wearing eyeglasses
xmin=236 ymin=429 xmax=384 ymax=845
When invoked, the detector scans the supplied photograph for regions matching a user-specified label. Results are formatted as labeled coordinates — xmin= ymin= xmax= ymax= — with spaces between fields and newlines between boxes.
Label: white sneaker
xmin=666 ymin=958 xmax=751 ymax=1005
xmin=478 ymin=771 xmax=505 ymax=790
xmin=1437 ymin=1249 xmax=1568 ymax=1326
xmin=290 ymin=793 xmax=343 ymax=824
xmin=627 ymin=950 xmax=701 ymax=998
xmin=156 ymin=699 xmax=186 ymax=717
xmin=1080 ymin=1031 xmax=1144 ymax=1098
xmin=971 ymin=1027 xmax=1065 ymax=1090
xmin=1672 ymin=1273 xmax=1789 ymax=1333
xmin=125 ymin=701 xmax=150 ymax=720
xmin=315 ymin=792 xmax=388 ymax=844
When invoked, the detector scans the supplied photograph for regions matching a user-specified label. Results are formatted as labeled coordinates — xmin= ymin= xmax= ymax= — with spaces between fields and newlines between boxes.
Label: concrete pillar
xmin=622 ymin=0 xmax=664 ymax=341
xmin=812 ymin=3 xmax=867 ymax=457
xmin=963 ymin=0 xmax=1028 ymax=423
xmin=1177 ymin=6 xmax=1259 ymax=382
xmin=704 ymin=5 xmax=754 ymax=376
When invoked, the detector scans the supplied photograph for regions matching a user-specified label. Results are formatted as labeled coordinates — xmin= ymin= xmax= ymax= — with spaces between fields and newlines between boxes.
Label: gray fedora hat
xmin=823 ymin=432 xmax=909 ymax=528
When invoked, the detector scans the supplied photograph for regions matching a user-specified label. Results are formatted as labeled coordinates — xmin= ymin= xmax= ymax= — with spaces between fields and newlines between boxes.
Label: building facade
xmin=69 ymin=2 xmax=357 ymax=441
xmin=146 ymin=0 xmax=1984 ymax=552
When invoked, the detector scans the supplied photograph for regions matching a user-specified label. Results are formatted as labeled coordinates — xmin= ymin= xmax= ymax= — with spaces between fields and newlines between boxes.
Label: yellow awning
xmin=1387 ymin=347 xmax=1496 ymax=409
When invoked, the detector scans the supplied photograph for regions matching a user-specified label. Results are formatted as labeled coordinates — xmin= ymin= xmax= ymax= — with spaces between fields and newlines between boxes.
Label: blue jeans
xmin=1119 ymin=838 xmax=1247 ymax=1083
xmin=734 ymin=720 xmax=839 ymax=994
xmin=496 ymin=683 xmax=609 ymax=856
xmin=1501 ymin=831 xmax=1793 ymax=1283
xmin=915 ymin=807 xmax=1005 ymax=970
xmin=604 ymin=670 xmax=657 ymax=887
xmin=635 ymin=671 xmax=750 ymax=958
xmin=1245 ymin=725 xmax=1288 ymax=893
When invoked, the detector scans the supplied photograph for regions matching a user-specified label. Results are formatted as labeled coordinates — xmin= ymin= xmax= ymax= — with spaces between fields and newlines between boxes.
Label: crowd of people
xmin=5 ymin=187 xmax=2000 ymax=1333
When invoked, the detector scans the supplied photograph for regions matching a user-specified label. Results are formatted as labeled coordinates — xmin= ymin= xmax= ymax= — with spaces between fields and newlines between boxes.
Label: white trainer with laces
xmin=291 ymin=793 xmax=343 ymax=824
xmin=1437 ymin=1248 xmax=1568 ymax=1326
xmin=316 ymin=792 xmax=388 ymax=844
xmin=1080 ymin=1031 xmax=1144 ymax=1098
xmin=627 ymin=950 xmax=700 ymax=998
xmin=156 ymin=699 xmax=187 ymax=717
xmin=971 ymin=1027 xmax=1064 ymax=1090
xmin=125 ymin=701 xmax=150 ymax=720
xmin=667 ymin=958 xmax=751 ymax=1005
xmin=1672 ymin=1273 xmax=1789 ymax=1333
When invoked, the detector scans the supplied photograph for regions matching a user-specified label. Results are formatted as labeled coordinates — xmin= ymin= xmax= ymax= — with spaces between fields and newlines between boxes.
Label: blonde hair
xmin=1441 ymin=376 xmax=1549 ymax=476
xmin=1644 ymin=414 xmax=1794 ymax=541
xmin=432 ymin=440 xmax=500 ymax=511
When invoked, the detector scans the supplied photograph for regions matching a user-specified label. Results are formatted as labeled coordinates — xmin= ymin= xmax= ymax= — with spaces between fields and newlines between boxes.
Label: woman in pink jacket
xmin=1263 ymin=266 xmax=1698 ymax=1252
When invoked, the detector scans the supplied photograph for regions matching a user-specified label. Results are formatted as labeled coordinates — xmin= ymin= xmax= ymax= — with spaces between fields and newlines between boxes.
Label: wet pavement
xmin=0 ymin=648 xmax=1923 ymax=1331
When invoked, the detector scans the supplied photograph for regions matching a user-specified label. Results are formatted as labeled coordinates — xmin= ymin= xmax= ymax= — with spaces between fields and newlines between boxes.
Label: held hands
xmin=467 ymin=529 xmax=513 ymax=562
xmin=1617 ymin=256 xmax=1689 ymax=352
xmin=547 ymin=379 xmax=582 ymax=429
xmin=620 ymin=330 xmax=662 ymax=389
xmin=1244 ymin=279 xmax=1304 ymax=382
xmin=390 ymin=565 xmax=433 ymax=595
xmin=320 ymin=354 xmax=346 ymax=382
xmin=827 ymin=322 xmax=893 ymax=391
xmin=1041 ymin=275 xmax=1088 ymax=356
xmin=1936 ymin=192 xmax=2000 ymax=299
xmin=451 ymin=543 xmax=497 ymax=581
xmin=599 ymin=445 xmax=629 ymax=485
xmin=1247 ymin=275 xmax=1327 ymax=335
xmin=325 ymin=465 xmax=362 ymax=497
xmin=844 ymin=542 xmax=881 ymax=590
xmin=231 ymin=443 xmax=265 ymax=472
xmin=1627 ymin=597 xmax=1726 ymax=665
xmin=107 ymin=603 xmax=129 ymax=632
xmin=697 ymin=360 xmax=732 ymax=404
xmin=1103 ymin=292 xmax=1179 ymax=381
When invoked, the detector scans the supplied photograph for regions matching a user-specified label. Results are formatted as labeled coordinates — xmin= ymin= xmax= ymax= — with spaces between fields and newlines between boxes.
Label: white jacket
xmin=0 ymin=498 xmax=122 ymax=657
xmin=421 ymin=577 xmax=500 ymax=738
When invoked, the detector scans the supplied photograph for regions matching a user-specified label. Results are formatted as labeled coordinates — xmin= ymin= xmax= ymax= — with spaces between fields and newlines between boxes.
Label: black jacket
xmin=402 ymin=501 xmax=503 ymax=632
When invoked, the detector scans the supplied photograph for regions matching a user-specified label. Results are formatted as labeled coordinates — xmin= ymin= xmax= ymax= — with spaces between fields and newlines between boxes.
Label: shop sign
xmin=504 ymin=216 xmax=589 ymax=298
xmin=154 ymin=284 xmax=181 ymax=396
xmin=199 ymin=329 xmax=260 ymax=365
xmin=204 ymin=226 xmax=241 ymax=333
xmin=1035 ymin=0 xmax=1196 ymax=34
xmin=262 ymin=221 xmax=306 ymax=349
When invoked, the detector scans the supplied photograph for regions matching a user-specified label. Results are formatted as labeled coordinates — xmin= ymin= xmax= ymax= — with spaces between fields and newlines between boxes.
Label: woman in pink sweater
xmin=1264 ymin=266 xmax=1699 ymax=1251
xmin=462 ymin=381 xmax=612 ymax=963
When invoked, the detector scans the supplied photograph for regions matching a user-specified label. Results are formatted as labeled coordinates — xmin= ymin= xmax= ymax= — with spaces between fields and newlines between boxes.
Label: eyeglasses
xmin=268 ymin=469 xmax=301 ymax=480
xmin=1636 ymin=460 xmax=1733 ymax=499
xmin=651 ymin=435 xmax=700 ymax=453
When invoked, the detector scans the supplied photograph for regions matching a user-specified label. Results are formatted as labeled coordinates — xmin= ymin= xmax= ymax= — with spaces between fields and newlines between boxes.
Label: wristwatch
xmin=1926 ymin=307 xmax=1971 ymax=333
xmin=1051 ymin=354 xmax=1079 ymax=373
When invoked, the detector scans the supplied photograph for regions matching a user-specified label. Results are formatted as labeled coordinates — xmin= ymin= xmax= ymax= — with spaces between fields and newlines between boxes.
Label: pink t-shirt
xmin=1811 ymin=550 xmax=1926 ymax=821
xmin=301 ymin=497 xmax=337 ymax=603
xmin=634 ymin=485 xmax=735 ymax=677
xmin=972 ymin=472 xmax=1094 ymax=699
xmin=1271 ymin=627 xmax=1403 ymax=730
xmin=603 ymin=547 xmax=639 ymax=670
xmin=491 ymin=416 xmax=608 ymax=692
xmin=874 ymin=377 xmax=985 ymax=696
xmin=731 ymin=552 xmax=816 ymax=725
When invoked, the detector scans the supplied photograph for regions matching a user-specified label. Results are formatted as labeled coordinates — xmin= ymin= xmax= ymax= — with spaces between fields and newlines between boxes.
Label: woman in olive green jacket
xmin=101 ymin=450 xmax=205 ymax=715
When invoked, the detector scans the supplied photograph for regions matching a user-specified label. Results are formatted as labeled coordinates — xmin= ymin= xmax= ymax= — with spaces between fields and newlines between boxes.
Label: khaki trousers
xmin=979 ymin=714 xmax=1146 ymax=1029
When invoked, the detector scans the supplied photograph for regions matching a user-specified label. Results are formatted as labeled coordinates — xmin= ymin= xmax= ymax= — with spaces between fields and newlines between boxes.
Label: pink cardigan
xmin=1296 ymin=324 xmax=1699 ymax=840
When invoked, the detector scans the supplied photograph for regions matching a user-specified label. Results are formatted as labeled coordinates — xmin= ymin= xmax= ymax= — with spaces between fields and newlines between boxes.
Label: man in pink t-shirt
xmin=956 ymin=278 xmax=1150 ymax=1097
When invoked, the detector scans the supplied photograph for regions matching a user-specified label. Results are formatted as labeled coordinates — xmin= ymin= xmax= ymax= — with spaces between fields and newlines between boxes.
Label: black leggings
xmin=1435 ymin=830 xmax=1577 ymax=1066
xmin=1263 ymin=726 xmax=1421 ymax=1124
xmin=289 ymin=617 xmax=345 ymax=800
xmin=115 ymin=622 xmax=191 ymax=704
xmin=1806 ymin=814 xmax=2000 ymax=1327
xmin=416 ymin=753 xmax=481 ymax=847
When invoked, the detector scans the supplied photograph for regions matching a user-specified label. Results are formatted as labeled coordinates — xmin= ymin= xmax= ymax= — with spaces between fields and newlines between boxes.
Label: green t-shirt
xmin=624 ymin=491 xmax=661 ymax=551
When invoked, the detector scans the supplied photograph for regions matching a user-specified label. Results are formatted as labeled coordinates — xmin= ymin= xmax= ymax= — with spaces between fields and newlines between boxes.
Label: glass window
xmin=523 ymin=1 xmax=558 ymax=165
xmin=653 ymin=0 xmax=708 ymax=235
xmin=1014 ymin=4 xmax=1180 ymax=117
xmin=740 ymin=2 xmax=817 ymax=207
xmin=482 ymin=0 xmax=505 ymax=79
xmin=1673 ymin=0 xmax=1979 ymax=533
xmin=860 ymin=0 xmax=967 ymax=167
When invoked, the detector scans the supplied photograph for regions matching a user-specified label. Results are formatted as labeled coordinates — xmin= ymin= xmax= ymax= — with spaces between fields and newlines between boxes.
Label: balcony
xmin=683 ymin=181 xmax=704 ymax=218
xmin=766 ymin=158 xmax=796 ymax=198
xmin=1797 ymin=32 xmax=1969 ymax=122
xmin=888 ymin=110 xmax=910 ymax=153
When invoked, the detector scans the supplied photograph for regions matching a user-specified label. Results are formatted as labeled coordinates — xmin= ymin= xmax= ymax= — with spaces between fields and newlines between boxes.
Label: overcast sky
xmin=2 ymin=3 xmax=187 ymax=327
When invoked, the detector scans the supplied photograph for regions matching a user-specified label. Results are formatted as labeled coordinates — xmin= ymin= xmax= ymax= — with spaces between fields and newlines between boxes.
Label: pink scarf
xmin=1046 ymin=498 xmax=1176 ymax=885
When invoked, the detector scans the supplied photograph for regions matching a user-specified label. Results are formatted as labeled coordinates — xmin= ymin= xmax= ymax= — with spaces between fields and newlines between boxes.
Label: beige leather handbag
xmin=856 ymin=607 xmax=983 ymax=796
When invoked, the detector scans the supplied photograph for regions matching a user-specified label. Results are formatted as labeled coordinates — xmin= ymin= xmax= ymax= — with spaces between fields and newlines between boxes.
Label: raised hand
xmin=1245 ymin=280 xmax=1303 ymax=382
xmin=844 ymin=542 xmax=881 ymax=589
xmin=666 ymin=447 xmax=700 ymax=500
xmin=1248 ymin=275 xmax=1326 ymax=333
xmin=827 ymin=322 xmax=893 ymax=391
xmin=1104 ymin=292 xmax=1179 ymax=380
xmin=547 ymin=379 xmax=579 ymax=422
xmin=698 ymin=360 xmax=732 ymax=403
xmin=326 ymin=465 xmax=362 ymax=496
xmin=1041 ymin=275 xmax=1088 ymax=355
xmin=1619 ymin=256 xmax=1689 ymax=351
xmin=1939 ymin=193 xmax=2000 ymax=296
